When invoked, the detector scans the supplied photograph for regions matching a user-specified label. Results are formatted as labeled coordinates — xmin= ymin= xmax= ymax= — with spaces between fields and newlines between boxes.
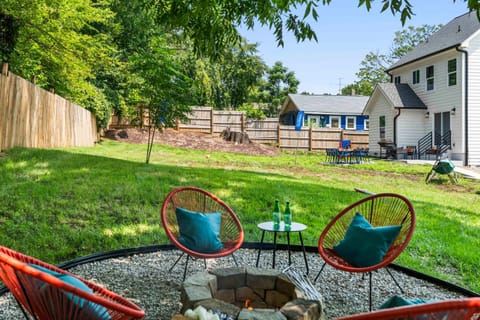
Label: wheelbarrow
xmin=425 ymin=158 xmax=458 ymax=184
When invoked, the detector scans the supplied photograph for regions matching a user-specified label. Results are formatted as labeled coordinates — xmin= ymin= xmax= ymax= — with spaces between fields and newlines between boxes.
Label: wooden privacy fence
xmin=177 ymin=107 xmax=369 ymax=151
xmin=0 ymin=63 xmax=97 ymax=150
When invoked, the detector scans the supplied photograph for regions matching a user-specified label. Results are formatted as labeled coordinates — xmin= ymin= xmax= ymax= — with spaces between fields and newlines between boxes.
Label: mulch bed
xmin=103 ymin=128 xmax=279 ymax=156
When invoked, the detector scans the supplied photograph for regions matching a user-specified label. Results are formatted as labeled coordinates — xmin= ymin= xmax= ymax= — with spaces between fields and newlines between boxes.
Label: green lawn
xmin=1 ymin=139 xmax=479 ymax=292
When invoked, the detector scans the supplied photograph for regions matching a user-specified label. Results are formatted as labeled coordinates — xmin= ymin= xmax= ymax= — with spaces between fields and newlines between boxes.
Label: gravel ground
xmin=0 ymin=248 xmax=469 ymax=320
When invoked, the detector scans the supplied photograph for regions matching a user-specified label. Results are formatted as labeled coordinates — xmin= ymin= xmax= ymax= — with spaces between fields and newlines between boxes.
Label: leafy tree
xmin=238 ymin=103 xmax=266 ymax=119
xmin=211 ymin=41 xmax=266 ymax=109
xmin=345 ymin=24 xmax=442 ymax=95
xmin=0 ymin=0 xmax=117 ymax=126
xmin=129 ymin=36 xmax=192 ymax=164
xmin=260 ymin=62 xmax=300 ymax=117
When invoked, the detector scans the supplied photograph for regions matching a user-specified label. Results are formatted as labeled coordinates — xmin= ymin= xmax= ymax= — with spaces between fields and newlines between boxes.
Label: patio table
xmin=255 ymin=221 xmax=309 ymax=274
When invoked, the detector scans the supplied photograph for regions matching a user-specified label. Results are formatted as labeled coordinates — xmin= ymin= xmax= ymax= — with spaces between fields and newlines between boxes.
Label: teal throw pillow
xmin=333 ymin=213 xmax=402 ymax=267
xmin=29 ymin=264 xmax=111 ymax=319
xmin=176 ymin=207 xmax=224 ymax=253
xmin=378 ymin=295 xmax=430 ymax=309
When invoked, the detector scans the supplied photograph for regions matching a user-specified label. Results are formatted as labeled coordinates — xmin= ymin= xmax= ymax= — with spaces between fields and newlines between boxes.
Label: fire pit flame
xmin=243 ymin=299 xmax=253 ymax=310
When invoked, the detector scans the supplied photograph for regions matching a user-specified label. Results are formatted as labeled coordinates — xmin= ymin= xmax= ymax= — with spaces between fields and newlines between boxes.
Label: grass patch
xmin=1 ymin=140 xmax=479 ymax=292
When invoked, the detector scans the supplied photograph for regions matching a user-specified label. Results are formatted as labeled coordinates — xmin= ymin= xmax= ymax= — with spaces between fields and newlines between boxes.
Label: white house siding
xmin=390 ymin=49 xmax=465 ymax=161
xmin=396 ymin=110 xmax=428 ymax=147
xmin=367 ymin=94 xmax=397 ymax=156
xmin=466 ymin=33 xmax=480 ymax=166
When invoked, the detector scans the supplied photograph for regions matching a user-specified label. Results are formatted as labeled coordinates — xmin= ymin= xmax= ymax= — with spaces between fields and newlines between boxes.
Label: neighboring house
xmin=280 ymin=94 xmax=369 ymax=131
xmin=363 ymin=12 xmax=480 ymax=166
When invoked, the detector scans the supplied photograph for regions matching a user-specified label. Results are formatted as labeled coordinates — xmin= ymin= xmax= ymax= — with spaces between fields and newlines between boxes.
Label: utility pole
xmin=338 ymin=77 xmax=343 ymax=95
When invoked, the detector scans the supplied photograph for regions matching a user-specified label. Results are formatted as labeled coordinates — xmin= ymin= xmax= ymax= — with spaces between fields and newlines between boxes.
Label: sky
xmin=239 ymin=0 xmax=470 ymax=95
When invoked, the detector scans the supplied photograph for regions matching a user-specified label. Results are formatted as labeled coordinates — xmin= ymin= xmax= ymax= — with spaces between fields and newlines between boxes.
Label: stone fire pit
xmin=180 ymin=267 xmax=324 ymax=320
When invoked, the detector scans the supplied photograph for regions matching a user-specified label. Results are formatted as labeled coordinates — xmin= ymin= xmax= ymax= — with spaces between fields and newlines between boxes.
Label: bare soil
xmin=103 ymin=128 xmax=279 ymax=156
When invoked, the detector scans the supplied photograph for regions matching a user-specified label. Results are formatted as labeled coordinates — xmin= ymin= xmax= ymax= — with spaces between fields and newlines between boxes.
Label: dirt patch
xmin=103 ymin=128 xmax=279 ymax=156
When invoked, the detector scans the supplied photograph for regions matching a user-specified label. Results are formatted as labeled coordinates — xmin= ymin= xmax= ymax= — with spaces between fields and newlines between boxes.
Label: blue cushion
xmin=379 ymin=295 xmax=430 ymax=309
xmin=333 ymin=213 xmax=401 ymax=267
xmin=176 ymin=207 xmax=224 ymax=253
xmin=29 ymin=264 xmax=111 ymax=319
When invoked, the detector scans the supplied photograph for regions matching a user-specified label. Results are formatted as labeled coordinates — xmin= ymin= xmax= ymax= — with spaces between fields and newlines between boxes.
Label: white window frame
xmin=346 ymin=116 xmax=356 ymax=130
xmin=330 ymin=116 xmax=341 ymax=129
xmin=426 ymin=65 xmax=434 ymax=91
xmin=307 ymin=116 xmax=320 ymax=127
xmin=379 ymin=115 xmax=386 ymax=140
xmin=448 ymin=59 xmax=457 ymax=86
xmin=413 ymin=70 xmax=420 ymax=84
xmin=364 ymin=119 xmax=369 ymax=131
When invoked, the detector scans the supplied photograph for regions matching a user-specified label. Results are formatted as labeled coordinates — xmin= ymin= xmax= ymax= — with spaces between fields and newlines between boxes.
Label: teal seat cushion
xmin=333 ymin=213 xmax=401 ymax=267
xmin=29 ymin=264 xmax=111 ymax=319
xmin=176 ymin=207 xmax=224 ymax=253
xmin=379 ymin=295 xmax=430 ymax=309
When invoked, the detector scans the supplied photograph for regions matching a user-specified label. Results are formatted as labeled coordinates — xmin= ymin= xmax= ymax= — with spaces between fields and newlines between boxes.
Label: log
xmin=220 ymin=128 xmax=250 ymax=144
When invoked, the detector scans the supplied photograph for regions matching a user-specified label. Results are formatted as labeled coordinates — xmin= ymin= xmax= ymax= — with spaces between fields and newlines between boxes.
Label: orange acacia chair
xmin=315 ymin=192 xmax=416 ymax=310
xmin=161 ymin=186 xmax=244 ymax=280
xmin=0 ymin=245 xmax=145 ymax=320
xmin=335 ymin=297 xmax=480 ymax=319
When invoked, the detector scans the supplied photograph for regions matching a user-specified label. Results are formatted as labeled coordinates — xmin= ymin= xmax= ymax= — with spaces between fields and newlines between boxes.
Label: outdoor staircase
xmin=417 ymin=130 xmax=451 ymax=159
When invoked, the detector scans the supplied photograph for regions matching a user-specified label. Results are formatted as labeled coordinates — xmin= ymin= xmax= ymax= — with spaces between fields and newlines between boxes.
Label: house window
xmin=379 ymin=116 xmax=386 ymax=140
xmin=394 ymin=76 xmax=401 ymax=84
xmin=364 ymin=119 xmax=369 ymax=131
xmin=330 ymin=116 xmax=340 ymax=128
xmin=413 ymin=70 xmax=420 ymax=84
xmin=448 ymin=59 xmax=457 ymax=86
xmin=307 ymin=116 xmax=320 ymax=127
xmin=426 ymin=65 xmax=434 ymax=91
xmin=346 ymin=116 xmax=356 ymax=130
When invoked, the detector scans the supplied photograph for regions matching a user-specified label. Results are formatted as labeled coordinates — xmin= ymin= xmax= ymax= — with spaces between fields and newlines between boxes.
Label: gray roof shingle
xmin=388 ymin=12 xmax=480 ymax=71
xmin=376 ymin=83 xmax=426 ymax=108
xmin=286 ymin=94 xmax=369 ymax=115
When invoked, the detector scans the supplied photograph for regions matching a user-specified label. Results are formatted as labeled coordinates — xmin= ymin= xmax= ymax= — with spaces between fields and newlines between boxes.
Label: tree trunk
xmin=221 ymin=128 xmax=250 ymax=144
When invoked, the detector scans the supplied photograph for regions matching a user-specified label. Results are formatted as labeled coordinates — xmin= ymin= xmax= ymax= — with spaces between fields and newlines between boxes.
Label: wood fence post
xmin=277 ymin=124 xmax=281 ymax=148
xmin=210 ymin=108 xmax=214 ymax=134
xmin=1 ymin=63 xmax=8 ymax=75
xmin=176 ymin=119 xmax=180 ymax=131
xmin=309 ymin=126 xmax=313 ymax=151
xmin=241 ymin=113 xmax=245 ymax=132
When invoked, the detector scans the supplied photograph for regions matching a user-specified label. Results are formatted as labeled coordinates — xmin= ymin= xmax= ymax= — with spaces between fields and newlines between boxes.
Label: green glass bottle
xmin=284 ymin=201 xmax=292 ymax=231
xmin=273 ymin=199 xmax=281 ymax=230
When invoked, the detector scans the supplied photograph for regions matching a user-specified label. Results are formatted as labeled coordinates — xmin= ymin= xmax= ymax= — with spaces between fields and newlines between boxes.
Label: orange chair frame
xmin=0 ymin=245 xmax=145 ymax=320
xmin=161 ymin=186 xmax=244 ymax=279
xmin=335 ymin=297 xmax=480 ymax=320
xmin=316 ymin=192 xmax=416 ymax=310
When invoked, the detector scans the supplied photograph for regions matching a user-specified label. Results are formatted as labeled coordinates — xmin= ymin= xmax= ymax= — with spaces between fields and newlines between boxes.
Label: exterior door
xmin=434 ymin=112 xmax=450 ymax=146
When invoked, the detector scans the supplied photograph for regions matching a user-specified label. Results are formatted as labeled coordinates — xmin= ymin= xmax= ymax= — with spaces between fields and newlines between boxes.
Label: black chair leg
xmin=385 ymin=267 xmax=404 ymax=293
xmin=231 ymin=253 xmax=239 ymax=266
xmin=183 ymin=255 xmax=190 ymax=281
xmin=314 ymin=262 xmax=327 ymax=283
xmin=169 ymin=252 xmax=185 ymax=272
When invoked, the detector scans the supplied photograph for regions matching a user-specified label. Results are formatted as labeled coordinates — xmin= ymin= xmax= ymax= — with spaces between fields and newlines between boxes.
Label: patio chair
xmin=340 ymin=139 xmax=351 ymax=149
xmin=0 ymin=245 xmax=145 ymax=320
xmin=335 ymin=297 xmax=480 ymax=319
xmin=325 ymin=148 xmax=340 ymax=163
xmin=352 ymin=148 xmax=368 ymax=164
xmin=425 ymin=158 xmax=458 ymax=184
xmin=314 ymin=192 xmax=416 ymax=311
xmin=161 ymin=186 xmax=244 ymax=280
